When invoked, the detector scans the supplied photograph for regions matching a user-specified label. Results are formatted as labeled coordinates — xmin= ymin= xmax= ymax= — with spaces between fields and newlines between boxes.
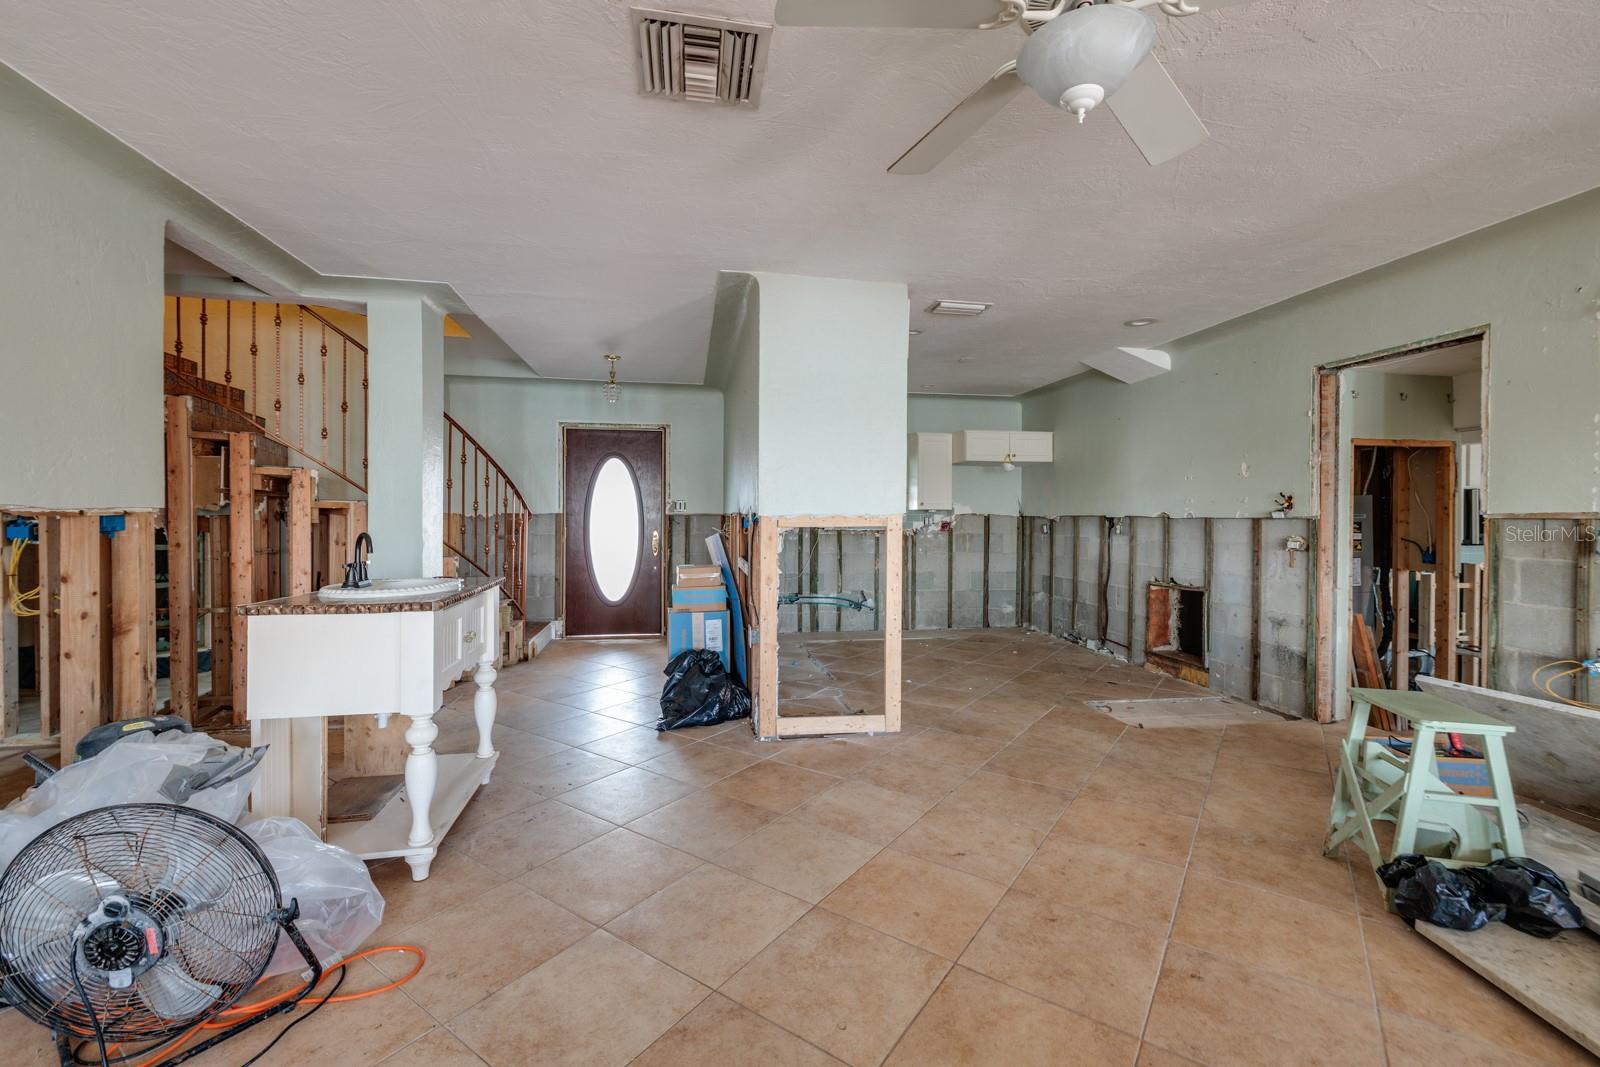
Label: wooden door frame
xmin=751 ymin=515 xmax=902 ymax=740
xmin=559 ymin=423 xmax=669 ymax=636
xmin=1311 ymin=325 xmax=1488 ymax=723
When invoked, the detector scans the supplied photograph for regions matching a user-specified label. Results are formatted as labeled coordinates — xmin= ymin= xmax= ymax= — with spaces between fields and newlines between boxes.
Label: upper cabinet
xmin=908 ymin=432 xmax=953 ymax=511
xmin=952 ymin=430 xmax=1053 ymax=466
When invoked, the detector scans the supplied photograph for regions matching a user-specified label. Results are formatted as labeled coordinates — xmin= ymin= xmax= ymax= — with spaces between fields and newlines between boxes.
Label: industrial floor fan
xmin=0 ymin=804 xmax=322 ymax=1066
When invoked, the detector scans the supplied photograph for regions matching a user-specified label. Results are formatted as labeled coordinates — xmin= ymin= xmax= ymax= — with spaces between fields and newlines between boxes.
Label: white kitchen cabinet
xmin=952 ymin=430 xmax=1054 ymax=465
xmin=908 ymin=432 xmax=953 ymax=511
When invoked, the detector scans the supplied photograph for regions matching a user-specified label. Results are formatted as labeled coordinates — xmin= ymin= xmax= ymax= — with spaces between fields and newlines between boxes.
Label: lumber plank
xmin=228 ymin=432 xmax=254 ymax=724
xmin=1435 ymin=444 xmax=1458 ymax=680
xmin=109 ymin=513 xmax=157 ymax=719
xmin=288 ymin=469 xmax=314 ymax=596
xmin=756 ymin=518 xmax=779 ymax=740
xmin=882 ymin=514 xmax=902 ymax=733
xmin=164 ymin=396 xmax=197 ymax=720
xmin=57 ymin=516 xmax=103 ymax=758
xmin=1313 ymin=370 xmax=1338 ymax=723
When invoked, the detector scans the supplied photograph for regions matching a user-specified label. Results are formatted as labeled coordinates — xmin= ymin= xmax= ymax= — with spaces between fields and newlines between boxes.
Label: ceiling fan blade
xmin=1106 ymin=56 xmax=1209 ymax=166
xmin=774 ymin=0 xmax=1018 ymax=29
xmin=889 ymin=63 xmax=1024 ymax=175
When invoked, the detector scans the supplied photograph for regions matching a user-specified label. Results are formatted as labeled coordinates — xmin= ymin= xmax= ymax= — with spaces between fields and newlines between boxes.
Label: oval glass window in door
xmin=587 ymin=456 xmax=641 ymax=603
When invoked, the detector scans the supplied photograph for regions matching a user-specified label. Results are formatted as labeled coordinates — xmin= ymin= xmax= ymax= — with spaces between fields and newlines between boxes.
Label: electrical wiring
xmin=77 ymin=944 xmax=424 ymax=1067
xmin=6 ymin=537 xmax=40 ymax=617
xmin=1531 ymin=660 xmax=1600 ymax=712
xmin=1405 ymin=451 xmax=1435 ymax=550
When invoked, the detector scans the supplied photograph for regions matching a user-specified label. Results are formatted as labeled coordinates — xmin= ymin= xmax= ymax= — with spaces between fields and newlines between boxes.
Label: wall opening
xmin=1146 ymin=580 xmax=1207 ymax=682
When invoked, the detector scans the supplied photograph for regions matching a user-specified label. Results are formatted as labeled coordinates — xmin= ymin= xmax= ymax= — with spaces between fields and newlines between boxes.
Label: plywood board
xmin=1417 ymin=922 xmax=1600 ymax=1057
xmin=1418 ymin=675 xmax=1600 ymax=815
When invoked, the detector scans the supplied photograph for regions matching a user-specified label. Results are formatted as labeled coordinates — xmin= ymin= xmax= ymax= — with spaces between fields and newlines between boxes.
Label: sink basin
xmin=316 ymin=577 xmax=464 ymax=603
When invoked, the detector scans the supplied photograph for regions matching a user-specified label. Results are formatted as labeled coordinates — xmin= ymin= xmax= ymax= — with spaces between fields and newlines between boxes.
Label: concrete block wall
xmin=525 ymin=513 xmax=559 ymax=621
xmin=776 ymin=527 xmax=888 ymax=635
xmin=1493 ymin=518 xmax=1599 ymax=704
xmin=1019 ymin=514 xmax=1314 ymax=719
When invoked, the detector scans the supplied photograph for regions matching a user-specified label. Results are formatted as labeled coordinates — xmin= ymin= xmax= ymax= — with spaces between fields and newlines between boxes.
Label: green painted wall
xmin=1021 ymin=187 xmax=1600 ymax=518
xmin=1342 ymin=372 xmax=1456 ymax=442
xmin=0 ymin=63 xmax=454 ymax=511
xmin=442 ymin=376 xmax=725 ymax=513
xmin=907 ymin=395 xmax=1023 ymax=514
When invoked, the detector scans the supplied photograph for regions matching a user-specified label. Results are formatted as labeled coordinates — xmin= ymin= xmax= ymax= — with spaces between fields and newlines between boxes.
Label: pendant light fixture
xmin=602 ymin=353 xmax=622 ymax=404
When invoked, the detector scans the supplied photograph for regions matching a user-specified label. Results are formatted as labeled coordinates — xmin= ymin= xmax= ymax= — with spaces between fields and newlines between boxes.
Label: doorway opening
xmin=561 ymin=426 xmax=667 ymax=637
xmin=1313 ymin=329 xmax=1487 ymax=721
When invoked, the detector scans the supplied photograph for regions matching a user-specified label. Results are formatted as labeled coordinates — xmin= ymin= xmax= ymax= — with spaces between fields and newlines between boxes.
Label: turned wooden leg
xmin=474 ymin=654 xmax=498 ymax=768
xmin=404 ymin=709 xmax=438 ymax=852
xmin=405 ymin=849 xmax=435 ymax=882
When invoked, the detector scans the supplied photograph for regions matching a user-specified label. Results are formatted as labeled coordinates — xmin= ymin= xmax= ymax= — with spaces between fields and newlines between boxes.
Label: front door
xmin=562 ymin=427 xmax=665 ymax=636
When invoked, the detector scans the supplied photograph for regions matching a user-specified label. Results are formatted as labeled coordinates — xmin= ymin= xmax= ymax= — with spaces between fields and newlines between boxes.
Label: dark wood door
xmin=563 ymin=427 xmax=665 ymax=636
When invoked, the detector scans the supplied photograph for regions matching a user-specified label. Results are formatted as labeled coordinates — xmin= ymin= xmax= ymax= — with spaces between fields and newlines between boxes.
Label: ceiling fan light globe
xmin=1016 ymin=3 xmax=1157 ymax=112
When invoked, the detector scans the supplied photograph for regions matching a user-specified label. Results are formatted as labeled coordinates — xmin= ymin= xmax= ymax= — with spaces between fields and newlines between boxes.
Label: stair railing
xmin=444 ymin=413 xmax=532 ymax=617
xmin=165 ymin=297 xmax=368 ymax=492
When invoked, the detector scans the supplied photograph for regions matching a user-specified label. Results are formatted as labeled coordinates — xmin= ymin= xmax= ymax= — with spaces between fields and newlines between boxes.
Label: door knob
xmin=651 ymin=530 xmax=660 ymax=557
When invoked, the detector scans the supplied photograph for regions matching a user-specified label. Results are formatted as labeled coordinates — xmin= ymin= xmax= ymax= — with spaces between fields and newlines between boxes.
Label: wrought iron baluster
xmin=296 ymin=307 xmax=306 ymax=451
xmin=320 ymin=321 xmax=330 ymax=459
xmin=273 ymin=305 xmax=283 ymax=431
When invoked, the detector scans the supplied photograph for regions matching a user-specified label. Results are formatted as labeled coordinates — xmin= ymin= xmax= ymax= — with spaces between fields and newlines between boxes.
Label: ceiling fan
xmin=773 ymin=0 xmax=1248 ymax=173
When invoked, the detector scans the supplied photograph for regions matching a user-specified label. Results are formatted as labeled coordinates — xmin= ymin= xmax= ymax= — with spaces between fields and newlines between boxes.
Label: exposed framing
xmin=1312 ymin=325 xmax=1488 ymax=723
xmin=753 ymin=515 xmax=902 ymax=740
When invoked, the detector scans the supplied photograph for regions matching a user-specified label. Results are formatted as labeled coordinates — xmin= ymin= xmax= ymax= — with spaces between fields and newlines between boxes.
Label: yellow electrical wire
xmin=1531 ymin=660 xmax=1600 ymax=712
xmin=5 ymin=537 xmax=40 ymax=617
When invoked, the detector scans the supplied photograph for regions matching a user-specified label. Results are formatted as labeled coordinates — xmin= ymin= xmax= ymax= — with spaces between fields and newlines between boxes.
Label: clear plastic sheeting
xmin=0 ymin=731 xmax=385 ymax=978
xmin=243 ymin=818 xmax=384 ymax=976
xmin=0 ymin=730 xmax=260 ymax=872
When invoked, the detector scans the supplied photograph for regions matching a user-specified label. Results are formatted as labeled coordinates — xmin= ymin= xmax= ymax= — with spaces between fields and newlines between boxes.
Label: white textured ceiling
xmin=7 ymin=0 xmax=1600 ymax=394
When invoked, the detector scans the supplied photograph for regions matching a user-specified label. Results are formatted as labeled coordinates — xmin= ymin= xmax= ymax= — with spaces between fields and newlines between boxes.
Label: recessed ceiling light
xmin=909 ymin=329 xmax=923 ymax=336
xmin=927 ymin=300 xmax=992 ymax=316
xmin=1124 ymin=317 xmax=1159 ymax=327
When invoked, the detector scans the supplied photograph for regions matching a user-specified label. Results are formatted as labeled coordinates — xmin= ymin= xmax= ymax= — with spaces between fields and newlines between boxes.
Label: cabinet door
xmin=1007 ymin=431 xmax=1054 ymax=463
xmin=908 ymin=433 xmax=953 ymax=510
xmin=953 ymin=430 xmax=1012 ymax=464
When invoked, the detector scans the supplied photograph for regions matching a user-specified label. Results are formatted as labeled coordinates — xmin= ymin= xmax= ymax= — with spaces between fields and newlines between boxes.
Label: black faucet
xmin=343 ymin=533 xmax=374 ymax=588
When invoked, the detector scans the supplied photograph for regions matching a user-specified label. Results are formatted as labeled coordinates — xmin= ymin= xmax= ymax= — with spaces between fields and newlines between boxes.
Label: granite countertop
xmin=239 ymin=576 xmax=504 ymax=616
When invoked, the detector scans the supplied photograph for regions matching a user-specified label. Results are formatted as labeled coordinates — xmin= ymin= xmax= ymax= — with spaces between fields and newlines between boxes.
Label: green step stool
xmin=1324 ymin=688 xmax=1523 ymax=886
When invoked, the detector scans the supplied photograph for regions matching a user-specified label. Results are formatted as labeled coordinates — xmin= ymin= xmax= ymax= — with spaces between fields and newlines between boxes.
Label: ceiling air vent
xmin=631 ymin=7 xmax=770 ymax=107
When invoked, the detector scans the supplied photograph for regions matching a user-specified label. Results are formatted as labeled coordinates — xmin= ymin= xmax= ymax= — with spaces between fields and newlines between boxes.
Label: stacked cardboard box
xmin=668 ymin=564 xmax=730 ymax=670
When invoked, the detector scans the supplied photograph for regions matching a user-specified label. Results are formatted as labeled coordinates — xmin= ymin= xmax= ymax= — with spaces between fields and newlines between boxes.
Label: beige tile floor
xmin=4 ymin=629 xmax=1595 ymax=1066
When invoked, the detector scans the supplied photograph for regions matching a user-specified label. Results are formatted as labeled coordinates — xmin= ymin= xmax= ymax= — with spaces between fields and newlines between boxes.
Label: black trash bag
xmin=1378 ymin=854 xmax=1505 ymax=931
xmin=1459 ymin=858 xmax=1585 ymax=939
xmin=657 ymin=649 xmax=752 ymax=732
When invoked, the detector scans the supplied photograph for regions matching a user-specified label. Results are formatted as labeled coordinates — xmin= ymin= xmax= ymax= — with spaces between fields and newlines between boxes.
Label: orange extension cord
xmin=102 ymin=944 xmax=424 ymax=1067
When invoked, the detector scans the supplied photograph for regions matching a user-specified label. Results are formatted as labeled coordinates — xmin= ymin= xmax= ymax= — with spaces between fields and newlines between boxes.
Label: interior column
xmin=365 ymin=296 xmax=445 ymax=579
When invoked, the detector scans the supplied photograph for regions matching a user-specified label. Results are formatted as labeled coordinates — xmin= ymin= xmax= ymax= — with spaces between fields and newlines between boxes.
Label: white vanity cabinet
xmin=242 ymin=577 xmax=502 ymax=881
xmin=952 ymin=430 xmax=1054 ymax=465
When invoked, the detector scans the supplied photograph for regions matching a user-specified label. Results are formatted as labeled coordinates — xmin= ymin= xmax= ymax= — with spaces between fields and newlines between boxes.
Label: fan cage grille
xmin=0 ymin=804 xmax=284 ymax=1044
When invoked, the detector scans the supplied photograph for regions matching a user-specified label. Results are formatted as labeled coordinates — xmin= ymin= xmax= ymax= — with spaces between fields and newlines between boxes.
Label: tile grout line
xmin=878 ymin=700 xmax=1136 ymax=1065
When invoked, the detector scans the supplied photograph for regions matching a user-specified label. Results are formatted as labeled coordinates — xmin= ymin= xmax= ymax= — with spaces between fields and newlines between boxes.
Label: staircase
xmin=444 ymin=413 xmax=533 ymax=618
